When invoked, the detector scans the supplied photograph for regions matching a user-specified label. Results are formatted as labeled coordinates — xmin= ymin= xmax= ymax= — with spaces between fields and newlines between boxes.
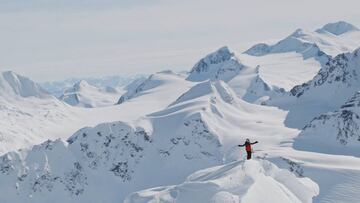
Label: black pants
xmin=247 ymin=151 xmax=252 ymax=160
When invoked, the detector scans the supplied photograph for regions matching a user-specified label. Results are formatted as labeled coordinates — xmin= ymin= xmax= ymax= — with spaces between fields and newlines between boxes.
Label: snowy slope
xmin=245 ymin=21 xmax=360 ymax=58
xmin=240 ymin=21 xmax=360 ymax=92
xmin=227 ymin=66 xmax=285 ymax=104
xmin=293 ymin=91 xmax=360 ymax=156
xmin=0 ymin=95 xmax=79 ymax=155
xmin=40 ymin=74 xmax=147 ymax=97
xmin=184 ymin=47 xmax=282 ymax=103
xmin=238 ymin=53 xmax=324 ymax=91
xmin=267 ymin=48 xmax=360 ymax=128
xmin=316 ymin=21 xmax=360 ymax=36
xmin=0 ymin=70 xmax=193 ymax=156
xmin=0 ymin=71 xmax=50 ymax=99
xmin=4 ymin=21 xmax=360 ymax=203
xmin=0 ymin=71 xmax=81 ymax=154
xmin=125 ymin=160 xmax=319 ymax=203
xmin=60 ymin=80 xmax=120 ymax=108
xmin=118 ymin=71 xmax=189 ymax=104
xmin=186 ymin=46 xmax=245 ymax=82
xmin=0 ymin=77 xmax=300 ymax=202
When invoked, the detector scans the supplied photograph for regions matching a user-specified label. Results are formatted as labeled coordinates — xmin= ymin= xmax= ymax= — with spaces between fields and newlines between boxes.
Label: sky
xmin=1 ymin=0 xmax=360 ymax=81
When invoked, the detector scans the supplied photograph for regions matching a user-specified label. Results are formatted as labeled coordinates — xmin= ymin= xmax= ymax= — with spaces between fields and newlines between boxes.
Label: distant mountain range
xmin=1 ymin=21 xmax=360 ymax=203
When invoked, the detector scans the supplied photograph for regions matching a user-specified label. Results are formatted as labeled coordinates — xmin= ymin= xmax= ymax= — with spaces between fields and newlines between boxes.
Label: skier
xmin=238 ymin=139 xmax=258 ymax=160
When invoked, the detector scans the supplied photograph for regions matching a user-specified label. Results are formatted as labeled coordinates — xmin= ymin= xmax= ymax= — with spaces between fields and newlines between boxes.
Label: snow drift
xmin=125 ymin=159 xmax=319 ymax=203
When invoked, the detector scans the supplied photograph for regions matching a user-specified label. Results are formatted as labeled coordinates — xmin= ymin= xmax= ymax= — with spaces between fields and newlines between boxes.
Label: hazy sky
xmin=1 ymin=0 xmax=360 ymax=81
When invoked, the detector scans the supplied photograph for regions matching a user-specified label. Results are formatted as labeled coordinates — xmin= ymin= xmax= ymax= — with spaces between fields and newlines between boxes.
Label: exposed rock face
xmin=187 ymin=46 xmax=244 ymax=82
xmin=0 ymin=106 xmax=224 ymax=202
xmin=293 ymin=91 xmax=360 ymax=156
xmin=289 ymin=49 xmax=360 ymax=99
xmin=301 ymin=91 xmax=360 ymax=145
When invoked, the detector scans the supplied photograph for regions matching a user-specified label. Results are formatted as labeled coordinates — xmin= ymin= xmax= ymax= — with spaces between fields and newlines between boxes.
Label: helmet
xmin=246 ymin=138 xmax=250 ymax=142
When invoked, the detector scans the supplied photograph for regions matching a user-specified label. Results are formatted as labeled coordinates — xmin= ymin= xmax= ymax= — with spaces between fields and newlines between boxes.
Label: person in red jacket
xmin=238 ymin=139 xmax=258 ymax=160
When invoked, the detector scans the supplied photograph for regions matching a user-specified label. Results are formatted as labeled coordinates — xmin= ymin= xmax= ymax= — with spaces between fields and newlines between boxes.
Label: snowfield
xmin=59 ymin=80 xmax=121 ymax=108
xmin=294 ymin=91 xmax=360 ymax=157
xmin=1 ymin=21 xmax=360 ymax=203
xmin=125 ymin=160 xmax=319 ymax=203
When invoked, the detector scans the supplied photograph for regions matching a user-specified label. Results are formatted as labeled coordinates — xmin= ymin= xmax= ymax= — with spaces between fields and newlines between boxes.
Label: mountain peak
xmin=317 ymin=21 xmax=359 ymax=35
xmin=170 ymin=80 xmax=236 ymax=107
xmin=0 ymin=71 xmax=49 ymax=98
xmin=192 ymin=46 xmax=233 ymax=69
xmin=60 ymin=79 xmax=119 ymax=108
xmin=187 ymin=46 xmax=244 ymax=82
xmin=290 ymin=28 xmax=307 ymax=37
xmin=73 ymin=80 xmax=93 ymax=90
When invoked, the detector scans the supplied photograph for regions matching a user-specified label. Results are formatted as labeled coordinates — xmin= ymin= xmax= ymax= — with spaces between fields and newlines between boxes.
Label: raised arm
xmin=238 ymin=143 xmax=245 ymax=147
xmin=250 ymin=141 xmax=258 ymax=145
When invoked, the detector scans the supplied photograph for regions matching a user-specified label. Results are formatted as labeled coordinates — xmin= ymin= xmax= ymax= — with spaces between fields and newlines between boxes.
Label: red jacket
xmin=238 ymin=141 xmax=258 ymax=152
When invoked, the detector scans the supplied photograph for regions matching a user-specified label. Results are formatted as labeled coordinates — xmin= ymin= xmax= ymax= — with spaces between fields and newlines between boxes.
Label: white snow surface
xmin=238 ymin=53 xmax=323 ymax=91
xmin=187 ymin=46 xmax=244 ymax=82
xmin=267 ymin=48 xmax=360 ymax=128
xmin=244 ymin=21 xmax=360 ymax=58
xmin=118 ymin=70 xmax=189 ymax=104
xmin=0 ymin=71 xmax=50 ymax=99
xmin=294 ymin=91 xmax=360 ymax=156
xmin=40 ymin=74 xmax=147 ymax=97
xmin=125 ymin=159 xmax=319 ymax=203
xmin=0 ymin=71 xmax=192 ymax=155
xmin=0 ymin=76 xmax=302 ymax=202
xmin=60 ymin=80 xmax=120 ymax=108
xmin=3 ymin=21 xmax=360 ymax=203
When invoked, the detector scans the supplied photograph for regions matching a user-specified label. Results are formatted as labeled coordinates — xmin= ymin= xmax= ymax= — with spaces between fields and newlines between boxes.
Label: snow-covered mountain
xmin=289 ymin=48 xmax=360 ymax=102
xmin=3 ymin=21 xmax=360 ymax=203
xmin=118 ymin=70 xmax=188 ymax=104
xmin=184 ymin=46 xmax=282 ymax=103
xmin=245 ymin=21 xmax=360 ymax=58
xmin=316 ymin=21 xmax=360 ymax=36
xmin=125 ymin=160 xmax=319 ymax=203
xmin=0 ymin=75 xmax=298 ymax=202
xmin=294 ymin=91 xmax=360 ymax=156
xmin=40 ymin=74 xmax=147 ymax=97
xmin=0 ymin=71 xmax=80 ymax=155
xmin=60 ymin=80 xmax=120 ymax=108
xmin=0 ymin=71 xmax=51 ymax=99
xmin=227 ymin=66 xmax=285 ymax=104
xmin=186 ymin=46 xmax=245 ymax=82
xmin=0 ymin=68 xmax=193 ymax=157
xmin=0 ymin=81 xmax=224 ymax=202
xmin=239 ymin=22 xmax=360 ymax=93
xmin=267 ymin=48 xmax=360 ymax=128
